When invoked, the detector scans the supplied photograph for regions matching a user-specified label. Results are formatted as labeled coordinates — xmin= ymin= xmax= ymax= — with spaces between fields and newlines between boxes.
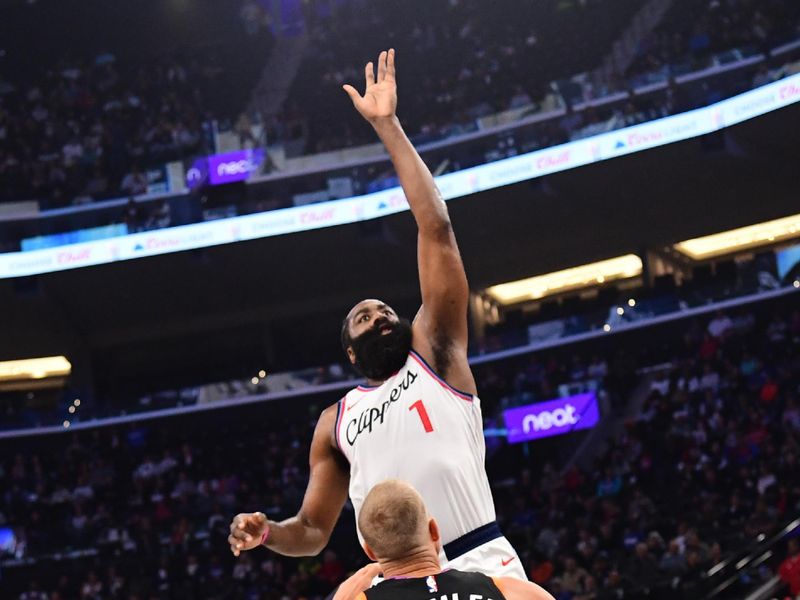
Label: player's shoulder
xmin=492 ymin=576 xmax=556 ymax=600
xmin=442 ymin=569 xmax=495 ymax=583
xmin=319 ymin=401 xmax=341 ymax=422
xmin=316 ymin=401 xmax=343 ymax=443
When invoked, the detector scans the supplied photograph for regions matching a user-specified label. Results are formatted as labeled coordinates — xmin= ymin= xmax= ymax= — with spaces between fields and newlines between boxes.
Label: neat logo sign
xmin=208 ymin=149 xmax=265 ymax=185
xmin=523 ymin=403 xmax=578 ymax=432
xmin=503 ymin=392 xmax=600 ymax=443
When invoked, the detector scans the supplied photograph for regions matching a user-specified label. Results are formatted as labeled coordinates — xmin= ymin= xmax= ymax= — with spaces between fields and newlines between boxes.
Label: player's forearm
xmin=263 ymin=515 xmax=328 ymax=557
xmin=372 ymin=116 xmax=451 ymax=237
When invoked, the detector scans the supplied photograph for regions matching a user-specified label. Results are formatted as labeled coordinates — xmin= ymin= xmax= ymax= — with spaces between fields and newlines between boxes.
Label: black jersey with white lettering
xmin=362 ymin=569 xmax=506 ymax=600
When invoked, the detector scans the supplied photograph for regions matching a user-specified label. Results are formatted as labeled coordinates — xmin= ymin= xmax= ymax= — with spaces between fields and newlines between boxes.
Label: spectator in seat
xmin=707 ymin=311 xmax=733 ymax=339
xmin=659 ymin=540 xmax=688 ymax=576
xmin=120 ymin=165 xmax=148 ymax=196
xmin=627 ymin=542 xmax=661 ymax=589
xmin=779 ymin=539 xmax=800 ymax=598
xmin=123 ymin=198 xmax=142 ymax=233
xmin=561 ymin=556 xmax=590 ymax=595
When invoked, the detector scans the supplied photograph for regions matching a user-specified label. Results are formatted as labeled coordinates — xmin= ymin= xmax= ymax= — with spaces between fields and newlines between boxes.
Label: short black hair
xmin=341 ymin=316 xmax=352 ymax=353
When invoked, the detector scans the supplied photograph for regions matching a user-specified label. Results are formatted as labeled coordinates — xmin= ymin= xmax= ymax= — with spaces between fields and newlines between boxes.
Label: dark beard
xmin=350 ymin=318 xmax=413 ymax=381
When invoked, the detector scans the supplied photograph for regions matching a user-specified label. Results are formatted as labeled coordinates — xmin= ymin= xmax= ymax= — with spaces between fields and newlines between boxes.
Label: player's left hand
xmin=343 ymin=49 xmax=397 ymax=124
xmin=332 ymin=562 xmax=383 ymax=600
xmin=228 ymin=511 xmax=269 ymax=557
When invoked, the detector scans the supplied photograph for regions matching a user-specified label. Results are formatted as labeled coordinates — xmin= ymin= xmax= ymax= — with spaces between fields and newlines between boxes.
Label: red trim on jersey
xmin=409 ymin=350 xmax=474 ymax=402
xmin=334 ymin=397 xmax=346 ymax=451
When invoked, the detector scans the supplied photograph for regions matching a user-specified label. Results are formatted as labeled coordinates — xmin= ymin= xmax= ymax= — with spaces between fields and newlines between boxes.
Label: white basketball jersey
xmin=335 ymin=350 xmax=496 ymax=547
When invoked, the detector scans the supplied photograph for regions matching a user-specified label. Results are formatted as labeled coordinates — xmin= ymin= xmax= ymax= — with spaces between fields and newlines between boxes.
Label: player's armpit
xmin=493 ymin=576 xmax=556 ymax=600
xmin=264 ymin=404 xmax=349 ymax=556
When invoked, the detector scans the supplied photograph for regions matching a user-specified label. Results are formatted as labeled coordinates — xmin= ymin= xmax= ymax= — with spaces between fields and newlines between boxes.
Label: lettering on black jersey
xmin=345 ymin=370 xmax=418 ymax=445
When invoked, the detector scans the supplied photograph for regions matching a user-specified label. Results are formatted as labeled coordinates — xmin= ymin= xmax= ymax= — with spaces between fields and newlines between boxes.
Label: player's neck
xmin=380 ymin=548 xmax=442 ymax=580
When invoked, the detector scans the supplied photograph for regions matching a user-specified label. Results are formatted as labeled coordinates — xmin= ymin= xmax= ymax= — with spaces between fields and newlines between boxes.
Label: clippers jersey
xmin=335 ymin=350 xmax=496 ymax=547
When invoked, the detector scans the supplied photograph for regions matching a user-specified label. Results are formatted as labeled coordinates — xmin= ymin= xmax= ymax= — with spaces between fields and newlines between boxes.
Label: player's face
xmin=345 ymin=300 xmax=412 ymax=381
xmin=349 ymin=300 xmax=399 ymax=338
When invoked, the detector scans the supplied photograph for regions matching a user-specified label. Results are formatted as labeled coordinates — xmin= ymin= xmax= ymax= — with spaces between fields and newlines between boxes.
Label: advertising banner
xmin=503 ymin=392 xmax=600 ymax=443
xmin=208 ymin=149 xmax=266 ymax=185
xmin=21 ymin=224 xmax=128 ymax=252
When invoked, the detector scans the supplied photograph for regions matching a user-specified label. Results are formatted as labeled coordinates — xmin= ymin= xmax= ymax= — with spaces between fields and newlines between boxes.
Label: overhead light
xmin=603 ymin=324 xmax=611 ymax=332
xmin=616 ymin=307 xmax=624 ymax=316
xmin=628 ymin=298 xmax=636 ymax=307
xmin=486 ymin=254 xmax=643 ymax=305
xmin=73 ymin=399 xmax=81 ymax=406
xmin=68 ymin=406 xmax=76 ymax=414
xmin=674 ymin=212 xmax=800 ymax=260
xmin=251 ymin=376 xmax=259 ymax=385
xmin=63 ymin=420 xmax=70 ymax=428
xmin=0 ymin=356 xmax=72 ymax=382
xmin=258 ymin=370 xmax=266 ymax=378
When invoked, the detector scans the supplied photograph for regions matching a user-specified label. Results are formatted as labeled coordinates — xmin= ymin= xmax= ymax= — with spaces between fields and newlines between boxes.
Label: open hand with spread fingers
xmin=228 ymin=511 xmax=269 ymax=557
xmin=343 ymin=49 xmax=398 ymax=124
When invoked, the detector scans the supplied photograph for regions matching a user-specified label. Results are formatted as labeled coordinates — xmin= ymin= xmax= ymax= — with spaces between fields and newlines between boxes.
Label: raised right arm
xmin=229 ymin=404 xmax=350 ymax=557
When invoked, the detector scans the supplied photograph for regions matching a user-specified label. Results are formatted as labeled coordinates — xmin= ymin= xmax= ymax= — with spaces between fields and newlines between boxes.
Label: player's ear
xmin=347 ymin=346 xmax=356 ymax=365
xmin=429 ymin=518 xmax=440 ymax=542
xmin=363 ymin=542 xmax=378 ymax=562
xmin=429 ymin=518 xmax=442 ymax=554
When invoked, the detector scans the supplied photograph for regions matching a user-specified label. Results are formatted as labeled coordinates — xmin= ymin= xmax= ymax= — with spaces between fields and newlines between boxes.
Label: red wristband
xmin=260 ymin=525 xmax=270 ymax=546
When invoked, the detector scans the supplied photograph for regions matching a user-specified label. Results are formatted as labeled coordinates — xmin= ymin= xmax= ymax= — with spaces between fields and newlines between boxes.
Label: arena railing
xmin=0 ymin=39 xmax=798 ymax=266
xmin=1 ymin=279 xmax=796 ymax=439
xmin=701 ymin=516 xmax=800 ymax=599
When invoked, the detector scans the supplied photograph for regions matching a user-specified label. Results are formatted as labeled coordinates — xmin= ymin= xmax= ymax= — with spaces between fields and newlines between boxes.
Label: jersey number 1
xmin=409 ymin=400 xmax=434 ymax=433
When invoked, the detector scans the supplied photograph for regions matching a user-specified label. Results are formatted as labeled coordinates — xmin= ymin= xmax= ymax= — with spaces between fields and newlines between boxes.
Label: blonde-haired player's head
xmin=358 ymin=479 xmax=442 ymax=563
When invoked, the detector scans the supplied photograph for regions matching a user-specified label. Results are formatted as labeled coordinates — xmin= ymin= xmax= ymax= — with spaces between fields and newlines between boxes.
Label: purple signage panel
xmin=185 ymin=157 xmax=208 ymax=190
xmin=207 ymin=149 xmax=265 ymax=185
xmin=503 ymin=392 xmax=600 ymax=444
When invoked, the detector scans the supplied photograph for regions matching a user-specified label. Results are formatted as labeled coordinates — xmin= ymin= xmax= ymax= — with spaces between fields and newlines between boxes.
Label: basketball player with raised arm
xmin=333 ymin=480 xmax=553 ymax=600
xmin=228 ymin=49 xmax=527 ymax=581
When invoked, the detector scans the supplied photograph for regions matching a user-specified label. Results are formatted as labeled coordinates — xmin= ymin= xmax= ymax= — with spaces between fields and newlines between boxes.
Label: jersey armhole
xmin=491 ymin=576 xmax=508 ymax=597
xmin=408 ymin=348 xmax=474 ymax=401
xmin=355 ymin=593 xmax=367 ymax=600
xmin=333 ymin=396 xmax=346 ymax=452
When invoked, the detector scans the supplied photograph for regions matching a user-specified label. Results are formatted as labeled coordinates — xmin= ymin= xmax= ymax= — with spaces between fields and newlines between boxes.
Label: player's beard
xmin=350 ymin=317 xmax=413 ymax=381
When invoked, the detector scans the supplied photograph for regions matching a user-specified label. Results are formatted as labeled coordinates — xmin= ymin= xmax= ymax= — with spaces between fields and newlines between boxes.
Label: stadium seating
xmin=626 ymin=0 xmax=800 ymax=87
xmin=2 ymin=0 xmax=798 ymax=231
xmin=0 ymin=0 xmax=275 ymax=209
xmin=2 ymin=294 xmax=798 ymax=599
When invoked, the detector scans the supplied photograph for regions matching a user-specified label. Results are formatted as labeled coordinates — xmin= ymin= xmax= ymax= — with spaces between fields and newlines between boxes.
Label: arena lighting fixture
xmin=674 ymin=213 xmax=800 ymax=260
xmin=0 ymin=355 xmax=71 ymax=382
xmin=486 ymin=254 xmax=643 ymax=305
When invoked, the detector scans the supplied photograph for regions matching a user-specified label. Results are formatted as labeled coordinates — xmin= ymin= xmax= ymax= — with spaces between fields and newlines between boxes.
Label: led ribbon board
xmin=1 ymin=74 xmax=798 ymax=279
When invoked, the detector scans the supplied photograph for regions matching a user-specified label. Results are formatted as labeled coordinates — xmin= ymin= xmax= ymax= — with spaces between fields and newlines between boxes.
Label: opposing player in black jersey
xmin=333 ymin=480 xmax=554 ymax=600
